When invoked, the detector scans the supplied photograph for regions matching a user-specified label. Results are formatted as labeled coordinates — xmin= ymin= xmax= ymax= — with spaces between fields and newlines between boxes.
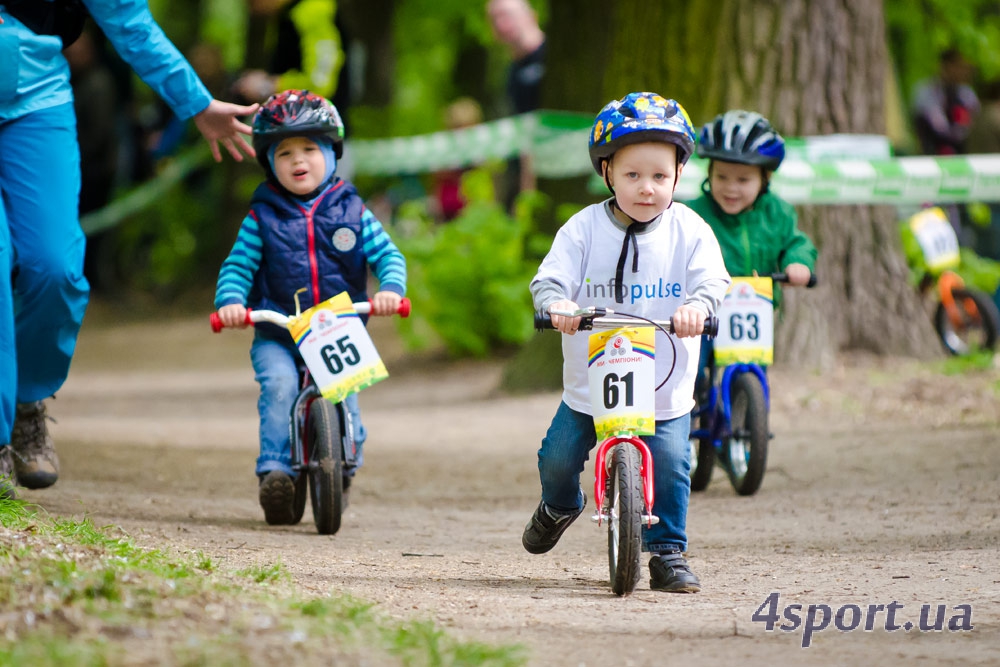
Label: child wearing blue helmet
xmin=688 ymin=110 xmax=816 ymax=298
xmin=523 ymin=92 xmax=730 ymax=592
xmin=214 ymin=90 xmax=406 ymax=525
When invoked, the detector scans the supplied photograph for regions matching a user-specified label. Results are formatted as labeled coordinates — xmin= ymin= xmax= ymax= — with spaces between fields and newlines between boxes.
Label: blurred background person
xmin=430 ymin=97 xmax=484 ymax=222
xmin=487 ymin=0 xmax=545 ymax=211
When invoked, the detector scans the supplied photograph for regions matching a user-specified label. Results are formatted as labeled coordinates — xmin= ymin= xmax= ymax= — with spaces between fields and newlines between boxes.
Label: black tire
xmin=607 ymin=444 xmax=643 ymax=596
xmin=688 ymin=412 xmax=715 ymax=492
xmin=290 ymin=473 xmax=307 ymax=525
xmin=723 ymin=373 xmax=768 ymax=496
xmin=933 ymin=287 xmax=1000 ymax=356
xmin=307 ymin=399 xmax=344 ymax=535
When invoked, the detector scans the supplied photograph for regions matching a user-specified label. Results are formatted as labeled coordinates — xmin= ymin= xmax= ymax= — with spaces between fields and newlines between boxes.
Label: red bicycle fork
xmin=593 ymin=436 xmax=656 ymax=527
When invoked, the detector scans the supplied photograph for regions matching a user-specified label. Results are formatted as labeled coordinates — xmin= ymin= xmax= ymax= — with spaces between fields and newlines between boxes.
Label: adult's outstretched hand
xmin=192 ymin=100 xmax=261 ymax=162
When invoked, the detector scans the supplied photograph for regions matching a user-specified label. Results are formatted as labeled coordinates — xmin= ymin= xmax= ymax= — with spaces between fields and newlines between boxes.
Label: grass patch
xmin=0 ymin=496 xmax=525 ymax=667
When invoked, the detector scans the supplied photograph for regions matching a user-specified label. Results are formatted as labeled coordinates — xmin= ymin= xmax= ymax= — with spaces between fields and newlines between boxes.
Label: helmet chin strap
xmin=606 ymin=168 xmax=681 ymax=303
xmin=610 ymin=200 xmax=652 ymax=303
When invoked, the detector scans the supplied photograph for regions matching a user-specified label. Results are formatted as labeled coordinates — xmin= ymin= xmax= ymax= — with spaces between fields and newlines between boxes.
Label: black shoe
xmin=521 ymin=495 xmax=586 ymax=555
xmin=649 ymin=550 xmax=701 ymax=593
xmin=259 ymin=471 xmax=296 ymax=525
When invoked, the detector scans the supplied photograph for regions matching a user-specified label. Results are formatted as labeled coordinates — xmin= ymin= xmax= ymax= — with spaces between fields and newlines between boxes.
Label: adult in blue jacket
xmin=0 ymin=0 xmax=260 ymax=498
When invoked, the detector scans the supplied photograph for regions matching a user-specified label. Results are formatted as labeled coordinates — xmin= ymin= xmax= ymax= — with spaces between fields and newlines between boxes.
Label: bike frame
xmin=593 ymin=435 xmax=656 ymax=527
xmin=289 ymin=369 xmax=357 ymax=479
xmin=693 ymin=361 xmax=771 ymax=448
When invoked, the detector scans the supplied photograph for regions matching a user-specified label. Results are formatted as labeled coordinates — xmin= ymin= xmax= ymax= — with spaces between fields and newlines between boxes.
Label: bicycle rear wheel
xmin=688 ymin=411 xmax=715 ymax=492
xmin=723 ymin=373 xmax=768 ymax=496
xmin=307 ymin=399 xmax=344 ymax=535
xmin=607 ymin=444 xmax=643 ymax=596
xmin=934 ymin=287 xmax=1000 ymax=356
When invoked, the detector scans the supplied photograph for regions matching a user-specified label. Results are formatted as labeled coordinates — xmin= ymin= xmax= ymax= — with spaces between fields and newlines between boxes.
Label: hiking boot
xmin=0 ymin=446 xmax=18 ymax=500
xmin=259 ymin=471 xmax=296 ymax=525
xmin=649 ymin=550 xmax=701 ymax=593
xmin=521 ymin=494 xmax=586 ymax=555
xmin=10 ymin=401 xmax=59 ymax=489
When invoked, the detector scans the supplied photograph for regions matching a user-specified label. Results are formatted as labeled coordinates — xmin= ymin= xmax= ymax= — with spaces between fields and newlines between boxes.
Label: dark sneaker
xmin=0 ymin=446 xmax=18 ymax=500
xmin=11 ymin=401 xmax=59 ymax=489
xmin=521 ymin=495 xmax=586 ymax=555
xmin=259 ymin=471 xmax=296 ymax=525
xmin=649 ymin=550 xmax=701 ymax=593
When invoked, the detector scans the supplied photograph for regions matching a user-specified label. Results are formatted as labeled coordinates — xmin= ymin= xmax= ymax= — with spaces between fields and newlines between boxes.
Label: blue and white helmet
xmin=696 ymin=110 xmax=785 ymax=171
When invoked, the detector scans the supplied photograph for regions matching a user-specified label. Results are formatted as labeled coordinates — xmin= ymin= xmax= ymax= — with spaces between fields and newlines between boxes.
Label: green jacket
xmin=686 ymin=185 xmax=817 ymax=309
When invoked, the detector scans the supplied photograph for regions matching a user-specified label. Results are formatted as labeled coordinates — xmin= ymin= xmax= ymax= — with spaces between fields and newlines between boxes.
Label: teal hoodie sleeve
xmin=83 ymin=0 xmax=212 ymax=120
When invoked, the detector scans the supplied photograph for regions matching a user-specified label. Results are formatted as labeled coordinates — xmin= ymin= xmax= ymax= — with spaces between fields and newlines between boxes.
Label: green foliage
xmin=393 ymin=168 xmax=550 ymax=357
xmin=236 ymin=560 xmax=290 ymax=585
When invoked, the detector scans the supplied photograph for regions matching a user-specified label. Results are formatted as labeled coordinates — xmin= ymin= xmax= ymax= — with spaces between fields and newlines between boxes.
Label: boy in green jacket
xmin=686 ymin=110 xmax=817 ymax=399
xmin=686 ymin=110 xmax=816 ymax=309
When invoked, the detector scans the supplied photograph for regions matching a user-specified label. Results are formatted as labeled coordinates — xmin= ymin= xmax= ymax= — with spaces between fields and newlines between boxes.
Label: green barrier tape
xmin=77 ymin=112 xmax=1000 ymax=237
xmin=349 ymin=111 xmax=1000 ymax=204
xmin=79 ymin=144 xmax=211 ymax=236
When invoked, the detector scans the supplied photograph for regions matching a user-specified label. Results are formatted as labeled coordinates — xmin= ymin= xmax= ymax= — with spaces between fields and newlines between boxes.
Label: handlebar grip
xmin=702 ymin=315 xmax=719 ymax=338
xmin=771 ymin=272 xmax=818 ymax=288
xmin=210 ymin=308 xmax=255 ymax=332
xmin=534 ymin=311 xmax=554 ymax=331
xmin=397 ymin=297 xmax=412 ymax=318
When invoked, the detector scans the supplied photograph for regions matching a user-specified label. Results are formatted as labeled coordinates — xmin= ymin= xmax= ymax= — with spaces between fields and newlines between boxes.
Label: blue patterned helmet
xmin=589 ymin=92 xmax=697 ymax=175
xmin=696 ymin=110 xmax=785 ymax=171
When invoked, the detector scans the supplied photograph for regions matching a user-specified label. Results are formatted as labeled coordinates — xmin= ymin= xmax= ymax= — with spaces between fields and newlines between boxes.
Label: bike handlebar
xmin=534 ymin=307 xmax=719 ymax=338
xmin=771 ymin=272 xmax=818 ymax=288
xmin=210 ymin=297 xmax=411 ymax=332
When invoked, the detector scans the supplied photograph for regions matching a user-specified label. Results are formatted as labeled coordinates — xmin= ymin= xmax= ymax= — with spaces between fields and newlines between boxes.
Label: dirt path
xmin=24 ymin=302 xmax=1000 ymax=665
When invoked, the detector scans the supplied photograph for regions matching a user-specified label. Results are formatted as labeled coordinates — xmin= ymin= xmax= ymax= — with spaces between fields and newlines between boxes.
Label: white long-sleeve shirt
xmin=531 ymin=200 xmax=730 ymax=420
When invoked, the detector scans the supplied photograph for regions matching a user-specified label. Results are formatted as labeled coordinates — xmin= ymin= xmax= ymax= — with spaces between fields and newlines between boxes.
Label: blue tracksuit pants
xmin=0 ymin=102 xmax=89 ymax=445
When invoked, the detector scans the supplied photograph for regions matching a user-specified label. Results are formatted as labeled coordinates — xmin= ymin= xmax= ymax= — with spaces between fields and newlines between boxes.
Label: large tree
xmin=541 ymin=0 xmax=942 ymax=367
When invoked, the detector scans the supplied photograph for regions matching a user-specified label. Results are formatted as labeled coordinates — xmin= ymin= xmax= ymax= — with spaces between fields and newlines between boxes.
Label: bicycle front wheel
xmin=307 ymin=399 xmax=344 ymax=535
xmin=607 ymin=444 xmax=643 ymax=596
xmin=723 ymin=373 xmax=768 ymax=496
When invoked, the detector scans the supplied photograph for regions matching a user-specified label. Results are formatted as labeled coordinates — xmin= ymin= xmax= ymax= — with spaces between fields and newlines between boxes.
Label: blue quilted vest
xmin=248 ymin=178 xmax=368 ymax=337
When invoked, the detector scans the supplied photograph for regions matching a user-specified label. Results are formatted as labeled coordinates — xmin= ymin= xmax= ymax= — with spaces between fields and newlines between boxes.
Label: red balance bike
xmin=536 ymin=307 xmax=718 ymax=595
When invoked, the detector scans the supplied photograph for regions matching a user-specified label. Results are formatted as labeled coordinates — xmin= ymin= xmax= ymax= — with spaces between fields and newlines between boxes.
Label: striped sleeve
xmin=360 ymin=208 xmax=407 ymax=296
xmin=214 ymin=214 xmax=263 ymax=308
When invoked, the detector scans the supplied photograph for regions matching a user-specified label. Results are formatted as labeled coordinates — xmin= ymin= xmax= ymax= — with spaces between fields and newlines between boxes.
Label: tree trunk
xmin=537 ymin=0 xmax=942 ymax=370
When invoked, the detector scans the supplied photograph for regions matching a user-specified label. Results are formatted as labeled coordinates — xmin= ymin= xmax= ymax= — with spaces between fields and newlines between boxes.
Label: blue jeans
xmin=0 ymin=103 xmax=88 ymax=444
xmin=250 ymin=333 xmax=366 ymax=479
xmin=536 ymin=401 xmax=692 ymax=553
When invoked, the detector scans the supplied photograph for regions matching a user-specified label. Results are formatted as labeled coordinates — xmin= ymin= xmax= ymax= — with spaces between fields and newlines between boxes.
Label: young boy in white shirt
xmin=523 ymin=92 xmax=730 ymax=592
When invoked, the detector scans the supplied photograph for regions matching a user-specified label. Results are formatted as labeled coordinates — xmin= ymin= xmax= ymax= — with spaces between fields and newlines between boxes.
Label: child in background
xmin=524 ymin=92 xmax=730 ymax=592
xmin=688 ymin=110 xmax=816 ymax=298
xmin=214 ymin=90 xmax=406 ymax=525
xmin=686 ymin=110 xmax=816 ymax=396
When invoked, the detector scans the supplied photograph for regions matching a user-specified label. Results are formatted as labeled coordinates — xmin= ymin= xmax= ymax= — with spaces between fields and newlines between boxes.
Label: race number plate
xmin=909 ymin=206 xmax=960 ymax=273
xmin=286 ymin=292 xmax=388 ymax=404
xmin=587 ymin=327 xmax=655 ymax=439
xmin=715 ymin=277 xmax=775 ymax=366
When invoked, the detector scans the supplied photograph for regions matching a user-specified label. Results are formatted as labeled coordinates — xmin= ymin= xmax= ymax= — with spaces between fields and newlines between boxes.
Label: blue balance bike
xmin=689 ymin=272 xmax=816 ymax=496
